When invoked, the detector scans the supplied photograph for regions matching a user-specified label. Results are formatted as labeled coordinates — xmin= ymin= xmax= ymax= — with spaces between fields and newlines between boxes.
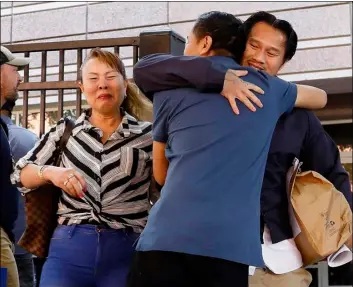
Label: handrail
xmin=4 ymin=37 xmax=140 ymax=53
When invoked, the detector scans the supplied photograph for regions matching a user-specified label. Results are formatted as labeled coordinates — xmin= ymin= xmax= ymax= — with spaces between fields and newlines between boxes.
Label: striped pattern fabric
xmin=12 ymin=109 xmax=153 ymax=233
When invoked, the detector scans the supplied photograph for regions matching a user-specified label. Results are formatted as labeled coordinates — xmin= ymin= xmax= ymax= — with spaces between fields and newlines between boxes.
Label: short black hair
xmin=192 ymin=11 xmax=243 ymax=57
xmin=234 ymin=11 xmax=298 ymax=63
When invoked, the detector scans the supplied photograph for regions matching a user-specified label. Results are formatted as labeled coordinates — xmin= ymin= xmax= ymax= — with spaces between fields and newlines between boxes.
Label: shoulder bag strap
xmin=54 ymin=118 xmax=75 ymax=167
xmin=286 ymin=157 xmax=302 ymax=198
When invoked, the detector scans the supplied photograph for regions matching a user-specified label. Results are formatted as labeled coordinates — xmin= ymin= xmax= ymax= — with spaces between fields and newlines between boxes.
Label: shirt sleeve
xmin=269 ymin=76 xmax=298 ymax=115
xmin=152 ymin=93 xmax=170 ymax=143
xmin=300 ymin=111 xmax=352 ymax=209
xmin=11 ymin=118 xmax=66 ymax=193
xmin=133 ymin=54 xmax=227 ymax=100
xmin=8 ymin=127 xmax=39 ymax=163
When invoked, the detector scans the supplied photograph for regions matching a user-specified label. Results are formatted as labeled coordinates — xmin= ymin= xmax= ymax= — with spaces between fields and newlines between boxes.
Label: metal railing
xmin=5 ymin=37 xmax=140 ymax=136
xmin=307 ymin=262 xmax=352 ymax=287
xmin=4 ymin=29 xmax=186 ymax=137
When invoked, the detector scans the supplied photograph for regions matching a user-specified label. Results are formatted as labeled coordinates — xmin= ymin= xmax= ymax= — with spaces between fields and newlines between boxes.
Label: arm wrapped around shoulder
xmin=295 ymin=84 xmax=327 ymax=110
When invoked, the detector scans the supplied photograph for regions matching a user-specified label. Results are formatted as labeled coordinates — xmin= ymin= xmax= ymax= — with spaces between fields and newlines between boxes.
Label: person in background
xmin=128 ymin=11 xmax=327 ymax=287
xmin=0 ymin=118 xmax=19 ymax=287
xmin=12 ymin=48 xmax=153 ymax=287
xmin=1 ymin=45 xmax=38 ymax=287
xmin=0 ymin=45 xmax=30 ymax=287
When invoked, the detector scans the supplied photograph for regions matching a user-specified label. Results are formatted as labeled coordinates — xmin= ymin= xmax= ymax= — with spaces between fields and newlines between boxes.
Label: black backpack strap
xmin=54 ymin=118 xmax=75 ymax=166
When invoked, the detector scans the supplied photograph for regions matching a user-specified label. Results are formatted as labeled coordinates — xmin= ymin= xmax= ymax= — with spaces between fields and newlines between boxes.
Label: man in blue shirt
xmin=127 ymin=12 xmax=327 ymax=287
xmin=1 ymin=45 xmax=35 ymax=287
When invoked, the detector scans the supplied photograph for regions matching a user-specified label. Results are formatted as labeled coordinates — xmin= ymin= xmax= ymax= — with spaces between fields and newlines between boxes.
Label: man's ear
xmin=200 ymin=35 xmax=213 ymax=56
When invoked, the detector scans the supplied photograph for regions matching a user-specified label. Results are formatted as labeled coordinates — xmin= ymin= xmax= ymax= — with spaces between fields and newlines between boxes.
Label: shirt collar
xmin=0 ymin=115 xmax=13 ymax=125
xmin=71 ymin=108 xmax=143 ymax=138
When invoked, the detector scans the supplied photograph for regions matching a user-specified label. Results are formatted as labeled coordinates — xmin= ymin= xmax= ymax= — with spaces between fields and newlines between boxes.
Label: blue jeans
xmin=40 ymin=224 xmax=139 ymax=287
xmin=0 ymin=268 xmax=7 ymax=287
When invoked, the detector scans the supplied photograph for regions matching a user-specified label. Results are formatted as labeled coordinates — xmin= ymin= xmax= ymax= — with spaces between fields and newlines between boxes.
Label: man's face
xmin=0 ymin=64 xmax=22 ymax=104
xmin=241 ymin=22 xmax=287 ymax=76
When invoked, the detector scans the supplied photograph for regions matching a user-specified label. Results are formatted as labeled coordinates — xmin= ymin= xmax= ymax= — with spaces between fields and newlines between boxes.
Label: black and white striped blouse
xmin=12 ymin=109 xmax=153 ymax=233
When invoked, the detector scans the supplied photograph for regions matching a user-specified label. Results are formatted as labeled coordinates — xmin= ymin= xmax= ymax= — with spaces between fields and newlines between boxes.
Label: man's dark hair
xmin=234 ymin=11 xmax=298 ymax=63
xmin=192 ymin=11 xmax=243 ymax=57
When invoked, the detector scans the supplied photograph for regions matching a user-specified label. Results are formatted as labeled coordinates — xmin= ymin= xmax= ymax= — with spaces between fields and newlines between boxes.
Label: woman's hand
xmin=44 ymin=166 xmax=87 ymax=198
xmin=222 ymin=69 xmax=265 ymax=114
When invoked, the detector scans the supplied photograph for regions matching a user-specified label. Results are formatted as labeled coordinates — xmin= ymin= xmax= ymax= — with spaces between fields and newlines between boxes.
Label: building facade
xmin=1 ymin=2 xmax=352 ymax=286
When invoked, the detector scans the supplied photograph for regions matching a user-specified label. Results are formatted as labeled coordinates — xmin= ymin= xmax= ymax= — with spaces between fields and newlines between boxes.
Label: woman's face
xmin=79 ymin=58 xmax=127 ymax=115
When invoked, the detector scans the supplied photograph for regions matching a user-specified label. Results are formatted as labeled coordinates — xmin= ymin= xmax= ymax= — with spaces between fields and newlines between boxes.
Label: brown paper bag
xmin=286 ymin=158 xmax=352 ymax=266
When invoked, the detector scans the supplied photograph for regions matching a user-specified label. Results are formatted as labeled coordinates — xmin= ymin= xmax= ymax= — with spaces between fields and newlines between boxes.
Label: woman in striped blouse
xmin=12 ymin=48 xmax=153 ymax=287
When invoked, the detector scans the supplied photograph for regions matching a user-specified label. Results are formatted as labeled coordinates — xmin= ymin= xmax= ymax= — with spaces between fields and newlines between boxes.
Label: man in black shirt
xmin=0 ymin=117 xmax=20 ymax=287
xmin=1 ymin=45 xmax=37 ymax=287
xmin=235 ymin=12 xmax=352 ymax=287
xmin=1 ymin=45 xmax=30 ymax=287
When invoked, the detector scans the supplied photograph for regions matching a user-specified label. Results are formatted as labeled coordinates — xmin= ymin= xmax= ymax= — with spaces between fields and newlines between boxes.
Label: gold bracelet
xmin=38 ymin=165 xmax=51 ymax=183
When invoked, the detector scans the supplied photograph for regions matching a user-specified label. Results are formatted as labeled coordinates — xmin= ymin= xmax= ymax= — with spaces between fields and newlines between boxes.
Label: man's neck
xmin=209 ymin=49 xmax=233 ymax=57
xmin=0 ymin=110 xmax=11 ymax=118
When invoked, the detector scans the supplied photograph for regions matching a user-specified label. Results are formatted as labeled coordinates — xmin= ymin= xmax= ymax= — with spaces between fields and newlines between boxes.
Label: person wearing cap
xmin=1 ymin=45 xmax=35 ymax=287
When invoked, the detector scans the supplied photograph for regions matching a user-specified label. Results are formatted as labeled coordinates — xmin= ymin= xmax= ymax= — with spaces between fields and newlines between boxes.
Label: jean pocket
xmin=51 ymin=225 xmax=74 ymax=240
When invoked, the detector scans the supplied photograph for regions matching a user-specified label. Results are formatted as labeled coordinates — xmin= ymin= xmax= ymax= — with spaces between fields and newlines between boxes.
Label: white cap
xmin=0 ymin=45 xmax=30 ymax=70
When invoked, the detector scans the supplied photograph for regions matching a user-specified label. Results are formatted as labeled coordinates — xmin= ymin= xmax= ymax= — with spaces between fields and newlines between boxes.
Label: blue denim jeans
xmin=40 ymin=224 xmax=139 ymax=287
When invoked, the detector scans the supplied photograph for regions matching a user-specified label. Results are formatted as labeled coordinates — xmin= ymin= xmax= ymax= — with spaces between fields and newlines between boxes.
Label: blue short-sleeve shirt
xmin=137 ymin=56 xmax=297 ymax=267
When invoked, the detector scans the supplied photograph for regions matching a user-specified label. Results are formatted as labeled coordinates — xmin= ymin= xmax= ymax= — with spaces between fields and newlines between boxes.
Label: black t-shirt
xmin=0 ymin=117 xmax=18 ymax=242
